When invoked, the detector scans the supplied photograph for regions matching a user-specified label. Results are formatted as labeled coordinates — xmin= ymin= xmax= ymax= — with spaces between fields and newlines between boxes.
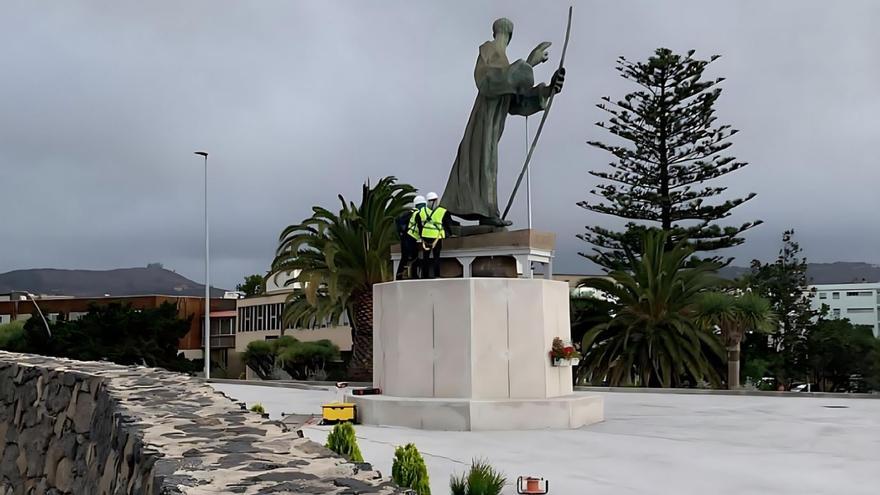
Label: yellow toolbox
xmin=321 ymin=402 xmax=356 ymax=423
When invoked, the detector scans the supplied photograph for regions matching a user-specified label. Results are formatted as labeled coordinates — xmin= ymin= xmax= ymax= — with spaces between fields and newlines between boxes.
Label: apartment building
xmin=234 ymin=272 xmax=352 ymax=379
xmin=810 ymin=283 xmax=880 ymax=337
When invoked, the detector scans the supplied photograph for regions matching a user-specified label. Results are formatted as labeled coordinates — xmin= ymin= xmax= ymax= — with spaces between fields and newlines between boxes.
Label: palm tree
xmin=695 ymin=291 xmax=776 ymax=389
xmin=578 ymin=231 xmax=726 ymax=387
xmin=270 ymin=177 xmax=415 ymax=380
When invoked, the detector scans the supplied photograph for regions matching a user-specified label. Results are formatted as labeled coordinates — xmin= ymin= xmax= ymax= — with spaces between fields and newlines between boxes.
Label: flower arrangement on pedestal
xmin=549 ymin=337 xmax=581 ymax=367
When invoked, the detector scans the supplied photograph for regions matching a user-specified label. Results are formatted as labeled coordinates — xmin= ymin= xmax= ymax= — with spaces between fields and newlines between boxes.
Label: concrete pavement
xmin=212 ymin=382 xmax=880 ymax=495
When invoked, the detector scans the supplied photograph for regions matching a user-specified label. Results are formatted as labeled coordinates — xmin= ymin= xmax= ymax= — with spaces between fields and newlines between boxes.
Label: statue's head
xmin=492 ymin=18 xmax=513 ymax=44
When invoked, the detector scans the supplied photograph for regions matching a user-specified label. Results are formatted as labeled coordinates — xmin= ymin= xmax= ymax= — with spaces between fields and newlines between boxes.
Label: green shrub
xmin=450 ymin=473 xmax=467 ymax=495
xmin=0 ymin=321 xmax=26 ymax=351
xmin=391 ymin=443 xmax=430 ymax=494
xmin=277 ymin=338 xmax=340 ymax=379
xmin=325 ymin=422 xmax=363 ymax=462
xmin=449 ymin=459 xmax=505 ymax=495
xmin=8 ymin=303 xmax=197 ymax=372
xmin=243 ymin=336 xmax=341 ymax=380
xmin=243 ymin=340 xmax=276 ymax=380
xmin=249 ymin=403 xmax=265 ymax=414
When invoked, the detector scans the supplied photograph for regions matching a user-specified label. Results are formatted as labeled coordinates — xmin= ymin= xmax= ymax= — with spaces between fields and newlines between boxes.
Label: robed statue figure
xmin=441 ymin=17 xmax=565 ymax=227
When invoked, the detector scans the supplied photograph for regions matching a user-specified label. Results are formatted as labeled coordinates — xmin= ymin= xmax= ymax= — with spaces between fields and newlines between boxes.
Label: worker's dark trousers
xmin=420 ymin=240 xmax=442 ymax=279
xmin=396 ymin=237 xmax=420 ymax=279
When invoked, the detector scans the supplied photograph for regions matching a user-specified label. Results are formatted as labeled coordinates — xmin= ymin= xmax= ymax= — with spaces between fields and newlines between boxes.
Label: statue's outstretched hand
xmin=527 ymin=42 xmax=552 ymax=66
xmin=551 ymin=68 xmax=565 ymax=94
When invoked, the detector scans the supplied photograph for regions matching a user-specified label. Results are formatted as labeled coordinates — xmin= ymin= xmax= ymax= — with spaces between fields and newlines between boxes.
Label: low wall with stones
xmin=0 ymin=351 xmax=401 ymax=494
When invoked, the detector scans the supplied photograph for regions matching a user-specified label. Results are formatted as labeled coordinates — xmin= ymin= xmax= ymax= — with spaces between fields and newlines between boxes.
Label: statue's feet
xmin=479 ymin=216 xmax=513 ymax=227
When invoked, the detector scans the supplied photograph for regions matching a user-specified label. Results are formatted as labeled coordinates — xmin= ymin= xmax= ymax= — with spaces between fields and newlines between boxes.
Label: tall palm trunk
xmin=347 ymin=288 xmax=374 ymax=381
xmin=727 ymin=341 xmax=741 ymax=389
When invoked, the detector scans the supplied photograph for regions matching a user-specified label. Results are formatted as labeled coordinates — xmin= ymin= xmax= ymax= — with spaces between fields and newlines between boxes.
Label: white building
xmin=809 ymin=283 xmax=880 ymax=337
xmin=235 ymin=271 xmax=352 ymax=379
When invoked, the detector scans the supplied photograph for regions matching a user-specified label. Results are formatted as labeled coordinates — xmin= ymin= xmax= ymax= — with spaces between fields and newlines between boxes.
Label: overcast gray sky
xmin=2 ymin=0 xmax=878 ymax=289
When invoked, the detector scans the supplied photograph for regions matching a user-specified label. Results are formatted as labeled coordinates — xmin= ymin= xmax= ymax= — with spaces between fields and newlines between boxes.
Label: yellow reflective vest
xmin=418 ymin=206 xmax=447 ymax=239
xmin=406 ymin=209 xmax=421 ymax=241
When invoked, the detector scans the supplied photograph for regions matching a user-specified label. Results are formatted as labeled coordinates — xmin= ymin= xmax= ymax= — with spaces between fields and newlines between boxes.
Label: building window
xmin=832 ymin=292 xmax=840 ymax=300
xmin=276 ymin=303 xmax=285 ymax=329
xmin=845 ymin=291 xmax=873 ymax=297
xmin=847 ymin=308 xmax=874 ymax=314
xmin=256 ymin=305 xmax=265 ymax=330
xmin=209 ymin=318 xmax=234 ymax=336
xmin=819 ymin=293 xmax=827 ymax=300
xmin=239 ymin=307 xmax=251 ymax=332
xmin=268 ymin=303 xmax=276 ymax=330
xmin=832 ymin=308 xmax=841 ymax=318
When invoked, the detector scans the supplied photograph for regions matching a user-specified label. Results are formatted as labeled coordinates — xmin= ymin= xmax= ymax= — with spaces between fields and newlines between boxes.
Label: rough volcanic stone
xmin=247 ymin=471 xmax=320 ymax=483
xmin=0 ymin=351 xmax=403 ymax=494
xmin=45 ymin=381 xmax=70 ymax=414
xmin=72 ymin=392 xmax=95 ymax=434
xmin=54 ymin=458 xmax=74 ymax=493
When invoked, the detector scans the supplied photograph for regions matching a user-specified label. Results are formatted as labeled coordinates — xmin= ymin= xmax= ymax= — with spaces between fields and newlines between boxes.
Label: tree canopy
xmin=579 ymin=48 xmax=760 ymax=269
xmin=3 ymin=302 xmax=196 ymax=373
xmin=743 ymin=230 xmax=819 ymax=386
xmin=236 ymin=273 xmax=266 ymax=297
xmin=269 ymin=176 xmax=415 ymax=380
xmin=578 ymin=231 xmax=726 ymax=387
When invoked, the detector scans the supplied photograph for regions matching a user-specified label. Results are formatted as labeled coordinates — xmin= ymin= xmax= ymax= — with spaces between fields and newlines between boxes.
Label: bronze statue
xmin=441 ymin=17 xmax=565 ymax=227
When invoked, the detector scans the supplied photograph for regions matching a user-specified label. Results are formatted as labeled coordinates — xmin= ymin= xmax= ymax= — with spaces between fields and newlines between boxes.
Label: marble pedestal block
xmin=349 ymin=278 xmax=604 ymax=430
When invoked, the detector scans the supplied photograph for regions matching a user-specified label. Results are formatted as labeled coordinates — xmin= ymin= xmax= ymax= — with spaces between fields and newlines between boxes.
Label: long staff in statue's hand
xmin=501 ymin=6 xmax=572 ymax=221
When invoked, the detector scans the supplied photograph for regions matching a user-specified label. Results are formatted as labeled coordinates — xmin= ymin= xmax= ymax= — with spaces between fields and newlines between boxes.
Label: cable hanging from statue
xmin=501 ymin=6 xmax=573 ymax=221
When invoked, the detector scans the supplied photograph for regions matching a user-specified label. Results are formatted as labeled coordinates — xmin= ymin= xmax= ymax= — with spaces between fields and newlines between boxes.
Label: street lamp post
xmin=11 ymin=291 xmax=51 ymax=338
xmin=194 ymin=151 xmax=210 ymax=379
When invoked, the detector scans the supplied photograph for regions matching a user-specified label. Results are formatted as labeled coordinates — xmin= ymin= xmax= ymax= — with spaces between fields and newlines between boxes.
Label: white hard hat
xmin=426 ymin=192 xmax=439 ymax=201
xmin=414 ymin=195 xmax=426 ymax=205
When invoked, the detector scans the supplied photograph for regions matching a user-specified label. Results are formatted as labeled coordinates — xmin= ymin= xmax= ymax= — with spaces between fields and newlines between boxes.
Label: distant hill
xmin=0 ymin=266 xmax=225 ymax=297
xmin=719 ymin=262 xmax=880 ymax=284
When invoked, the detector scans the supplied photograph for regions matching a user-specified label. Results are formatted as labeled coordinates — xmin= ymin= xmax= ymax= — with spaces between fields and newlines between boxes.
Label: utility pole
xmin=525 ymin=116 xmax=532 ymax=229
xmin=194 ymin=151 xmax=210 ymax=379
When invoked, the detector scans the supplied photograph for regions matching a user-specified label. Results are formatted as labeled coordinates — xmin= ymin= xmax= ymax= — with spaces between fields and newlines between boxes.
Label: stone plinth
xmin=375 ymin=278 xmax=572 ymax=399
xmin=350 ymin=278 xmax=604 ymax=430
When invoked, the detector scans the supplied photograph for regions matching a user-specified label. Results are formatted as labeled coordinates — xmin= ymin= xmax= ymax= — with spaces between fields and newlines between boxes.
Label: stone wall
xmin=0 ymin=351 xmax=401 ymax=494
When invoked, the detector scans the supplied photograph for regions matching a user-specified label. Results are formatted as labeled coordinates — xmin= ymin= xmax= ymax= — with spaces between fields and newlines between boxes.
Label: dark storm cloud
xmin=2 ymin=0 xmax=879 ymax=288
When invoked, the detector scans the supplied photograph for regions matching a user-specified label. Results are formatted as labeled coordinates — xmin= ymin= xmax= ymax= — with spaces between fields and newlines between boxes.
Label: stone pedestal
xmin=349 ymin=278 xmax=604 ymax=430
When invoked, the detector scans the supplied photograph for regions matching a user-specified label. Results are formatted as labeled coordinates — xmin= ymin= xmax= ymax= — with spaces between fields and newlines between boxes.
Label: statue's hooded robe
xmin=441 ymin=40 xmax=549 ymax=222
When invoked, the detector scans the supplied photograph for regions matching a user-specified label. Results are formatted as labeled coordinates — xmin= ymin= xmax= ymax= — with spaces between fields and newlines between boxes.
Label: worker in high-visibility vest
xmin=395 ymin=196 xmax=425 ymax=279
xmin=415 ymin=192 xmax=453 ymax=279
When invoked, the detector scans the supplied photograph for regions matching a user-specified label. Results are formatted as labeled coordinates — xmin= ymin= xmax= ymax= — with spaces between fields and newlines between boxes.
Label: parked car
xmin=791 ymin=383 xmax=817 ymax=392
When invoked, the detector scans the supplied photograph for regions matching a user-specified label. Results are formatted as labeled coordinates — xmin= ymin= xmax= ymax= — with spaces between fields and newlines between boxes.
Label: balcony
xmin=210 ymin=335 xmax=235 ymax=349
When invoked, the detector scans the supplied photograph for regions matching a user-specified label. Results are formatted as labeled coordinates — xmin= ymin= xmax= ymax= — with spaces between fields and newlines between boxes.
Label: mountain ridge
xmin=2 ymin=261 xmax=877 ymax=297
xmin=0 ymin=266 xmax=226 ymax=297
xmin=717 ymin=261 xmax=880 ymax=284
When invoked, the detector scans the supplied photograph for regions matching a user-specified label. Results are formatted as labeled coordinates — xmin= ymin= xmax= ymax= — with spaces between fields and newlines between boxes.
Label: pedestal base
xmin=349 ymin=394 xmax=604 ymax=431
xmin=368 ymin=278 xmax=605 ymax=430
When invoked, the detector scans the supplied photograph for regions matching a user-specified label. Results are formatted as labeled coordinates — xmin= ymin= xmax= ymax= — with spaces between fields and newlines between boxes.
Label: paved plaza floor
xmin=212 ymin=382 xmax=880 ymax=495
